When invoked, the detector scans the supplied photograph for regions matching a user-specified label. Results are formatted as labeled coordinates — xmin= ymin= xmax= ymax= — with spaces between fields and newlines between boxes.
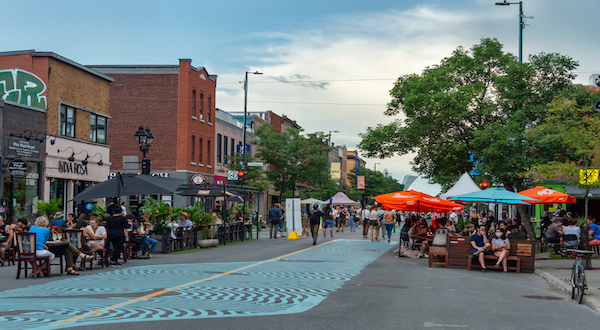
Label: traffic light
xmin=481 ymin=181 xmax=488 ymax=189
xmin=237 ymin=170 xmax=247 ymax=183
xmin=142 ymin=159 xmax=151 ymax=175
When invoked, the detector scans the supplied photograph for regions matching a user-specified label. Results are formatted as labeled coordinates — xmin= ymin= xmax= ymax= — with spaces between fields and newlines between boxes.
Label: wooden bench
xmin=467 ymin=254 xmax=521 ymax=273
xmin=429 ymin=246 xmax=448 ymax=268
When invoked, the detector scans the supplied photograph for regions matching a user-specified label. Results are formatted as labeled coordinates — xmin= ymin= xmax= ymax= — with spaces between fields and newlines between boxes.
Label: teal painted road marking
xmin=0 ymin=239 xmax=394 ymax=329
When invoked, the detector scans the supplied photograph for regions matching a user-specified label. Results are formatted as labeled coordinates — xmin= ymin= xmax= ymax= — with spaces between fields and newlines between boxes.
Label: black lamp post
xmin=242 ymin=71 xmax=263 ymax=170
xmin=495 ymin=1 xmax=533 ymax=63
xmin=135 ymin=126 xmax=154 ymax=175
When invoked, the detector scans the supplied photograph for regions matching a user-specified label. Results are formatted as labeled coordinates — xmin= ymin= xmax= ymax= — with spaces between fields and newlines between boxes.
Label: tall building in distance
xmin=90 ymin=59 xmax=217 ymax=207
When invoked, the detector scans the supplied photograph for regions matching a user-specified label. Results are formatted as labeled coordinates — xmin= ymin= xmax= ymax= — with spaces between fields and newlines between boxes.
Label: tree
xmin=254 ymin=125 xmax=331 ymax=200
xmin=346 ymin=167 xmax=404 ymax=206
xmin=359 ymin=38 xmax=578 ymax=238
xmin=527 ymin=92 xmax=600 ymax=219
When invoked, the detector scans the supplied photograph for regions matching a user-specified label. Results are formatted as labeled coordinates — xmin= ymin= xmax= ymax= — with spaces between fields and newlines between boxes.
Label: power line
xmin=109 ymin=96 xmax=385 ymax=107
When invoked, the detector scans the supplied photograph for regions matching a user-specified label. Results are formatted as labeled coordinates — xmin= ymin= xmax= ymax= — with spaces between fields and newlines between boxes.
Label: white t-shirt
xmin=370 ymin=210 xmax=379 ymax=222
xmin=362 ymin=209 xmax=370 ymax=220
xmin=332 ymin=209 xmax=339 ymax=219
xmin=86 ymin=225 xmax=107 ymax=246
xmin=449 ymin=212 xmax=458 ymax=224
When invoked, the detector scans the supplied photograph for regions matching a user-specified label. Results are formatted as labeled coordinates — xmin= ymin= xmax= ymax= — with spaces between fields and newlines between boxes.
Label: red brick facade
xmin=90 ymin=60 xmax=216 ymax=178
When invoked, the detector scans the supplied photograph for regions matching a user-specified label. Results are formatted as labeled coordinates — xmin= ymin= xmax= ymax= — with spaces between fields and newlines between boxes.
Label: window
xmin=216 ymin=134 xmax=222 ymax=164
xmin=207 ymin=97 xmax=212 ymax=122
xmin=207 ymin=140 xmax=211 ymax=165
xmin=231 ymin=138 xmax=235 ymax=156
xmin=60 ymin=104 xmax=76 ymax=137
xmin=192 ymin=90 xmax=196 ymax=118
xmin=191 ymin=135 xmax=196 ymax=162
xmin=223 ymin=136 xmax=228 ymax=164
xmin=198 ymin=137 xmax=203 ymax=164
xmin=90 ymin=113 xmax=107 ymax=144
xmin=199 ymin=93 xmax=204 ymax=119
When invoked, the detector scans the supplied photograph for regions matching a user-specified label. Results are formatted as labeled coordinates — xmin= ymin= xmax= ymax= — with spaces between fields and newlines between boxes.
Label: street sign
xmin=228 ymin=170 xmax=238 ymax=180
xmin=247 ymin=162 xmax=263 ymax=167
xmin=85 ymin=203 xmax=94 ymax=211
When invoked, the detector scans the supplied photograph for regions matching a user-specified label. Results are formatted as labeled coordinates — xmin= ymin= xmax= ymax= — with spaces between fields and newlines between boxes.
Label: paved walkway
xmin=534 ymin=257 xmax=600 ymax=313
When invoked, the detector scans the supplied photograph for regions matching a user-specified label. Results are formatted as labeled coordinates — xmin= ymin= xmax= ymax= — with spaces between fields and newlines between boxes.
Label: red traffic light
xmin=481 ymin=181 xmax=488 ymax=189
xmin=237 ymin=171 xmax=246 ymax=182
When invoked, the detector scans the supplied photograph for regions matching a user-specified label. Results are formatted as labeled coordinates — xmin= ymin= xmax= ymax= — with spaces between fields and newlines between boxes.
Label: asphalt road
xmin=1 ymin=228 xmax=598 ymax=329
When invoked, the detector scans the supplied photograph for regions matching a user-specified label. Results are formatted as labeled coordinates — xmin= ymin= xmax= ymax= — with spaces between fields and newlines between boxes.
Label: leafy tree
xmin=298 ymin=178 xmax=341 ymax=201
xmin=359 ymin=38 xmax=578 ymax=238
xmin=526 ymin=93 xmax=600 ymax=219
xmin=254 ymin=125 xmax=331 ymax=200
xmin=346 ymin=167 xmax=404 ymax=206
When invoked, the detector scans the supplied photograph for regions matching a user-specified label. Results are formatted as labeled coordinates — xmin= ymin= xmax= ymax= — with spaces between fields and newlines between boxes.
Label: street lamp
xmin=135 ymin=126 xmax=154 ymax=175
xmin=242 ymin=71 xmax=263 ymax=170
xmin=495 ymin=0 xmax=533 ymax=63
xmin=374 ymin=162 xmax=381 ymax=172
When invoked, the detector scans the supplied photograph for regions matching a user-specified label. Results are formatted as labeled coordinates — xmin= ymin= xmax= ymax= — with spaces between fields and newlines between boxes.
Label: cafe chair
xmin=64 ymin=229 xmax=94 ymax=270
xmin=15 ymin=232 xmax=51 ymax=279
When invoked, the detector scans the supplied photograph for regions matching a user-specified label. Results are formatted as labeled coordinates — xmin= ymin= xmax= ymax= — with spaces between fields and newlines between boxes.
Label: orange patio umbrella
xmin=517 ymin=186 xmax=576 ymax=204
xmin=374 ymin=190 xmax=465 ymax=213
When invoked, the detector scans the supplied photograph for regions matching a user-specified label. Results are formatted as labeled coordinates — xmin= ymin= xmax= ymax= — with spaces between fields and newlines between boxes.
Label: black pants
xmin=108 ymin=235 xmax=125 ymax=262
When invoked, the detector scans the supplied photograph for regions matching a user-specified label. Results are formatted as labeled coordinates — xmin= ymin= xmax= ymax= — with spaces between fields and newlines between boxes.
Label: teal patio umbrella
xmin=448 ymin=187 xmax=540 ymax=204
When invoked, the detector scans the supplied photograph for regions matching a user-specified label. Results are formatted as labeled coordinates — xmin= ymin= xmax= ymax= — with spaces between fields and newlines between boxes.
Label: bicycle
xmin=560 ymin=248 xmax=595 ymax=304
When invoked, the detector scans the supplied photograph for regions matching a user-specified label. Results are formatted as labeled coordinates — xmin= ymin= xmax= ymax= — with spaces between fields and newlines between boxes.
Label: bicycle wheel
xmin=571 ymin=265 xmax=578 ymax=299
xmin=573 ymin=265 xmax=584 ymax=303
xmin=578 ymin=273 xmax=586 ymax=304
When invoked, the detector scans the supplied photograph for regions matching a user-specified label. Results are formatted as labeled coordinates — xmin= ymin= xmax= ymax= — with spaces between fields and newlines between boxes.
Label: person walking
xmin=383 ymin=209 xmax=396 ymax=242
xmin=337 ymin=206 xmax=348 ymax=233
xmin=309 ymin=204 xmax=324 ymax=245
xmin=323 ymin=204 xmax=335 ymax=238
xmin=268 ymin=203 xmax=282 ymax=239
xmin=362 ymin=206 xmax=370 ymax=238
xmin=105 ymin=209 xmax=131 ymax=266
xmin=348 ymin=206 xmax=357 ymax=232
xmin=369 ymin=205 xmax=380 ymax=242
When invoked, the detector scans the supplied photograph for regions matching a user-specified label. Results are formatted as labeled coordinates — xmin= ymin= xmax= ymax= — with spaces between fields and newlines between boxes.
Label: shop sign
xmin=58 ymin=161 xmax=88 ymax=176
xmin=7 ymin=159 xmax=29 ymax=177
xmin=7 ymin=138 xmax=41 ymax=158
xmin=191 ymin=174 xmax=206 ymax=185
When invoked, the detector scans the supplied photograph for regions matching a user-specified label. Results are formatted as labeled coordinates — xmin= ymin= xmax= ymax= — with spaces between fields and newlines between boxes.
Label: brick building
xmin=0 ymin=50 xmax=113 ymax=217
xmin=89 ymin=59 xmax=217 ymax=207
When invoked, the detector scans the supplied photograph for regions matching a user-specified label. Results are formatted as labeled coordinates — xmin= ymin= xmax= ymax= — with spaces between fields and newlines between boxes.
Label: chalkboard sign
xmin=8 ymin=159 xmax=29 ymax=177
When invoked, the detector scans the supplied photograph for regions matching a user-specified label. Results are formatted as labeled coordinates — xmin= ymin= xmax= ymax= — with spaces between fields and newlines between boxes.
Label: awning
xmin=563 ymin=185 xmax=600 ymax=198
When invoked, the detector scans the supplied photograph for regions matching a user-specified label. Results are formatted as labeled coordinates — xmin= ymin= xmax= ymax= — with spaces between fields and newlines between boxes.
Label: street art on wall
xmin=0 ymin=68 xmax=47 ymax=109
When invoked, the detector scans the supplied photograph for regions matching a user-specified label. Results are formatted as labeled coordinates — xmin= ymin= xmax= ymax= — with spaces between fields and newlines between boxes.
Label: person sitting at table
xmin=491 ymin=227 xmax=511 ymax=273
xmin=11 ymin=217 xmax=28 ymax=233
xmin=74 ymin=213 xmax=88 ymax=229
xmin=587 ymin=218 xmax=600 ymax=248
xmin=177 ymin=212 xmax=193 ymax=229
xmin=83 ymin=216 xmax=107 ymax=253
xmin=461 ymin=223 xmax=476 ymax=237
xmin=126 ymin=214 xmax=145 ymax=258
xmin=0 ymin=216 xmax=14 ymax=265
xmin=409 ymin=218 xmax=431 ymax=254
xmin=470 ymin=225 xmax=491 ymax=272
xmin=66 ymin=213 xmax=77 ymax=228
xmin=50 ymin=212 xmax=67 ymax=227
xmin=233 ymin=212 xmax=244 ymax=223
xmin=31 ymin=216 xmax=92 ymax=275
xmin=28 ymin=216 xmax=55 ymax=276
xmin=136 ymin=218 xmax=157 ymax=258
xmin=562 ymin=219 xmax=581 ymax=248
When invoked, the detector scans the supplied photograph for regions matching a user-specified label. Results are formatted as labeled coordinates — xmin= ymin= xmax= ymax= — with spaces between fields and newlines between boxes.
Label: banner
xmin=357 ymin=175 xmax=365 ymax=189
xmin=579 ymin=169 xmax=599 ymax=185
xmin=330 ymin=162 xmax=341 ymax=180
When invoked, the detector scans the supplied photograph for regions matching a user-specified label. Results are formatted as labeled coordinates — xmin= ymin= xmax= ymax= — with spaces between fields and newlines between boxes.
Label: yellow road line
xmin=50 ymin=239 xmax=335 ymax=326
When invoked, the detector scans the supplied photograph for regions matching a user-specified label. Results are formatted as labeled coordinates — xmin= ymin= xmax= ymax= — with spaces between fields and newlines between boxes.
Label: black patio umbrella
xmin=71 ymin=173 xmax=185 ymax=201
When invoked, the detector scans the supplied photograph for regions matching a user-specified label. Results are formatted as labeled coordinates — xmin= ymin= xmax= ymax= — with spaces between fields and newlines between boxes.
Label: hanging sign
xmin=7 ymin=159 xmax=29 ymax=177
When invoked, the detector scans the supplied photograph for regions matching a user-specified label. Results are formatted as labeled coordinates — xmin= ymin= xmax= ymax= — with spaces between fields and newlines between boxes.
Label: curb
xmin=534 ymin=268 xmax=600 ymax=314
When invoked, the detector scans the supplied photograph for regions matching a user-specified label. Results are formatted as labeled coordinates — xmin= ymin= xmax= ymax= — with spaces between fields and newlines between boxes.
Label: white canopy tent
xmin=439 ymin=172 xmax=481 ymax=200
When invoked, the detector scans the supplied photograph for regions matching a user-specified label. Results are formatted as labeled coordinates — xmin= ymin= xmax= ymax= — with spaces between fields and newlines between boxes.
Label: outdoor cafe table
xmin=46 ymin=240 xmax=69 ymax=275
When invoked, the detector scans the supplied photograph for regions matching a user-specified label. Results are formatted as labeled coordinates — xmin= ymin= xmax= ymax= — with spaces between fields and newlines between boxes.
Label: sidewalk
xmin=535 ymin=258 xmax=600 ymax=313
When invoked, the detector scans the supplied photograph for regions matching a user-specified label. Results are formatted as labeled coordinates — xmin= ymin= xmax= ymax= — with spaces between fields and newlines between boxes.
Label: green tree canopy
xmin=254 ymin=125 xmax=331 ymax=199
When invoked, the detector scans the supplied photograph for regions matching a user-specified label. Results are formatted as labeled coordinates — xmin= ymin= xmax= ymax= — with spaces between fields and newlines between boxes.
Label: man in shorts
xmin=470 ymin=225 xmax=491 ymax=272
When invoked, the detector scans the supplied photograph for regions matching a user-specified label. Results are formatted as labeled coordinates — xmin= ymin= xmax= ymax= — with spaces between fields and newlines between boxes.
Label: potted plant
xmin=199 ymin=227 xmax=212 ymax=248
xmin=140 ymin=197 xmax=173 ymax=234
xmin=33 ymin=198 xmax=62 ymax=219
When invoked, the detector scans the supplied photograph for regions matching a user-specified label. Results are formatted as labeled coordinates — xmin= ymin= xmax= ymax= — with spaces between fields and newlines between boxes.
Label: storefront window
xmin=2 ymin=162 xmax=41 ymax=221
xmin=49 ymin=179 xmax=67 ymax=213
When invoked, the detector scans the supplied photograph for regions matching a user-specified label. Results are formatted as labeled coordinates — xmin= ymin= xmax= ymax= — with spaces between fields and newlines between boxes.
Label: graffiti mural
xmin=0 ymin=68 xmax=47 ymax=109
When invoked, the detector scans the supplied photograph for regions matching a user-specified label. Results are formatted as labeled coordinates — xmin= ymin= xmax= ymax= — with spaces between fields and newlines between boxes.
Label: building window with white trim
xmin=60 ymin=104 xmax=76 ymax=138
xmin=90 ymin=113 xmax=107 ymax=144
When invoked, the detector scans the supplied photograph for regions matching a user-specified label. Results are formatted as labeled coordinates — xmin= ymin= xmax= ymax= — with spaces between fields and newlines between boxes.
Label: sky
xmin=5 ymin=0 xmax=600 ymax=196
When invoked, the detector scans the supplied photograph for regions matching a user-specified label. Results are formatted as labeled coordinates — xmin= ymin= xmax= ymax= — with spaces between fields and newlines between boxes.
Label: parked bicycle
xmin=560 ymin=248 xmax=595 ymax=304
